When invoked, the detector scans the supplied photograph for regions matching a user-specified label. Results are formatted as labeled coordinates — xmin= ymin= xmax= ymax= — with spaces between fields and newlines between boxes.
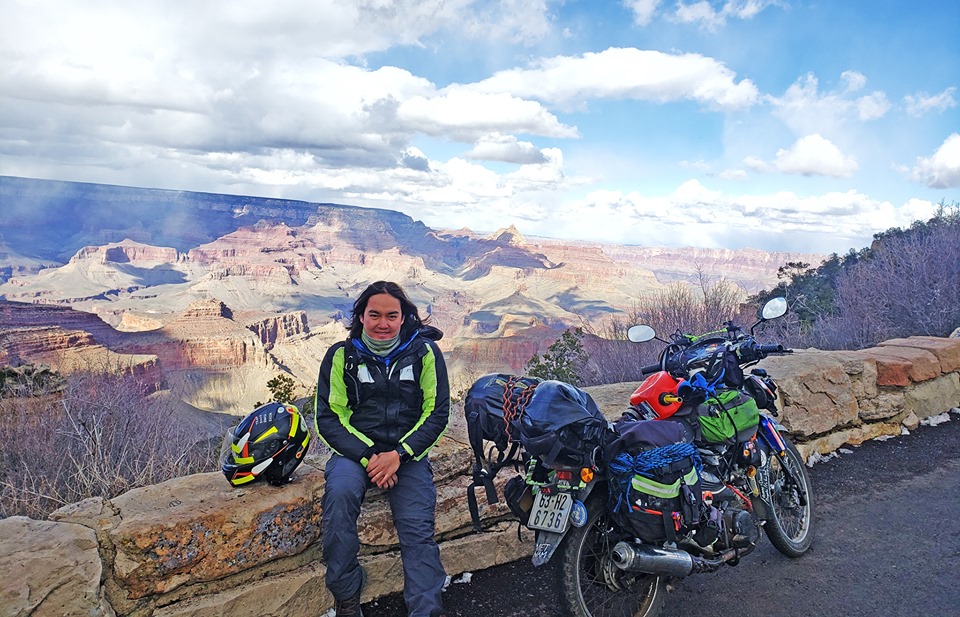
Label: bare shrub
xmin=632 ymin=274 xmax=753 ymax=339
xmin=0 ymin=367 xmax=219 ymax=519
xmin=755 ymin=204 xmax=960 ymax=350
xmin=577 ymin=274 xmax=754 ymax=386
xmin=575 ymin=315 xmax=654 ymax=385
xmin=782 ymin=207 xmax=960 ymax=350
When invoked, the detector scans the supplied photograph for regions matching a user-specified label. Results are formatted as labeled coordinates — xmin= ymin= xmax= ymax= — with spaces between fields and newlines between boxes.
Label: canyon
xmin=0 ymin=176 xmax=822 ymax=420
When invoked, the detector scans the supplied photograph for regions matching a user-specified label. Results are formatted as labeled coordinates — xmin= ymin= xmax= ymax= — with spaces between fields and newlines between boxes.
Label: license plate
xmin=527 ymin=490 xmax=573 ymax=533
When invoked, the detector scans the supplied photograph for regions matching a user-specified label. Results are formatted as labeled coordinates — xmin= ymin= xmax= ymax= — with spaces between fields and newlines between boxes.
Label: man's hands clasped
xmin=367 ymin=450 xmax=401 ymax=489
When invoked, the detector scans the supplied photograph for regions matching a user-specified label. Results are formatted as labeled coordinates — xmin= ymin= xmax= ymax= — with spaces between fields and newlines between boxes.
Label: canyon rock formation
xmin=0 ymin=176 xmax=822 ymax=418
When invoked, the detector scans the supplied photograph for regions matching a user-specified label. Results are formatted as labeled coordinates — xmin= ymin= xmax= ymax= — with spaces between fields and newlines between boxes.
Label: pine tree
xmin=265 ymin=373 xmax=297 ymax=404
xmin=525 ymin=328 xmax=589 ymax=386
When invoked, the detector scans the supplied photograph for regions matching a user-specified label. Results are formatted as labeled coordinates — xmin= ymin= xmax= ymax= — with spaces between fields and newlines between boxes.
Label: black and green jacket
xmin=314 ymin=325 xmax=450 ymax=467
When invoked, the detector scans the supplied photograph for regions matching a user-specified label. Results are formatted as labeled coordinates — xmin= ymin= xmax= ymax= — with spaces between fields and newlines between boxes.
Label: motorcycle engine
xmin=690 ymin=464 xmax=760 ymax=553
xmin=721 ymin=507 xmax=759 ymax=550
xmin=690 ymin=503 xmax=759 ymax=553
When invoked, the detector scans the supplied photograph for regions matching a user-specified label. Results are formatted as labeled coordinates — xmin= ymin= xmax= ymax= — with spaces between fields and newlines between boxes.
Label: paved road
xmin=363 ymin=413 xmax=960 ymax=617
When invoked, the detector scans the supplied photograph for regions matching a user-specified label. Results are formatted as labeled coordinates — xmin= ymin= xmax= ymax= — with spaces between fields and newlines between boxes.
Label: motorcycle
xmin=512 ymin=297 xmax=814 ymax=617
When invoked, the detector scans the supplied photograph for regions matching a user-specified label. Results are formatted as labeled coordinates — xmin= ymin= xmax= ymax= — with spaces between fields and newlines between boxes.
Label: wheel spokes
xmin=771 ymin=458 xmax=810 ymax=541
xmin=577 ymin=519 xmax=659 ymax=616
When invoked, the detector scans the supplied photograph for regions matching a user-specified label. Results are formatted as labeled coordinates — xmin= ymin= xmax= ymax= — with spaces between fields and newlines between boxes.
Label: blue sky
xmin=1 ymin=0 xmax=957 ymax=254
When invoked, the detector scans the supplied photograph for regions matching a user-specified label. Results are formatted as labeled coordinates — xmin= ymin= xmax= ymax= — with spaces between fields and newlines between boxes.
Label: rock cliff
xmin=0 ymin=299 xmax=325 ymax=412
xmin=0 ymin=176 xmax=830 ymax=414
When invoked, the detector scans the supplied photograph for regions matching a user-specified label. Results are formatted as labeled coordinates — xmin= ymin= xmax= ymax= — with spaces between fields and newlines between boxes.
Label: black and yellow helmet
xmin=221 ymin=402 xmax=311 ymax=487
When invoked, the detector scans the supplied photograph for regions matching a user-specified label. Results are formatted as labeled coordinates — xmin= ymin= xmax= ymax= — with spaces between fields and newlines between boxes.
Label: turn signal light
xmin=580 ymin=467 xmax=594 ymax=483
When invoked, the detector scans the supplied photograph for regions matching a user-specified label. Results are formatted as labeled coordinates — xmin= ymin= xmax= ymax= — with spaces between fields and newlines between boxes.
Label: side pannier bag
xmin=518 ymin=380 xmax=613 ymax=469
xmin=696 ymin=388 xmax=760 ymax=444
xmin=606 ymin=420 xmax=702 ymax=543
xmin=463 ymin=374 xmax=541 ymax=531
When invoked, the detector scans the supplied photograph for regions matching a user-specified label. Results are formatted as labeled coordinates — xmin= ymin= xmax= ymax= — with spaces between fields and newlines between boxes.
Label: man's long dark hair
xmin=348 ymin=281 xmax=426 ymax=339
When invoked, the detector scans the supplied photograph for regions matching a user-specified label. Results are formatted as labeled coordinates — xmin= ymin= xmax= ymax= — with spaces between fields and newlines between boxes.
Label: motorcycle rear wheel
xmin=763 ymin=437 xmax=814 ymax=557
xmin=560 ymin=497 xmax=666 ymax=617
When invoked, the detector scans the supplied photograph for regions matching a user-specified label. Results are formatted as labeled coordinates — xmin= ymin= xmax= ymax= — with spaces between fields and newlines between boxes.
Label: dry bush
xmin=757 ymin=205 xmax=960 ymax=351
xmin=631 ymin=274 xmax=754 ymax=340
xmin=577 ymin=274 xmax=755 ymax=386
xmin=449 ymin=365 xmax=486 ymax=405
xmin=577 ymin=317 xmax=654 ymax=386
xmin=780 ymin=209 xmax=960 ymax=350
xmin=0 ymin=367 xmax=219 ymax=519
xmin=824 ymin=218 xmax=959 ymax=348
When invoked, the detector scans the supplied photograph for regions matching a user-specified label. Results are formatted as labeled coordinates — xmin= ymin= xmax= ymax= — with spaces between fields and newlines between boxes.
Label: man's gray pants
xmin=322 ymin=454 xmax=446 ymax=616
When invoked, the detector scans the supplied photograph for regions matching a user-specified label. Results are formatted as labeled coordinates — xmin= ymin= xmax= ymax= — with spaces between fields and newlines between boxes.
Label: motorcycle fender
xmin=755 ymin=416 xmax=804 ymax=521
xmin=530 ymin=482 xmax=597 ymax=567
xmin=532 ymin=529 xmax=566 ymax=566
xmin=757 ymin=415 xmax=788 ymax=455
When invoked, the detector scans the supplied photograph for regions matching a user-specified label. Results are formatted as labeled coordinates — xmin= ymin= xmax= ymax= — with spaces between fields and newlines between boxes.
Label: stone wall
xmin=3 ymin=336 xmax=959 ymax=616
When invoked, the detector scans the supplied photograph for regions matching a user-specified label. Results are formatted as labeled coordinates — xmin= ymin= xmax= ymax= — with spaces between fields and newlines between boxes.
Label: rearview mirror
xmin=760 ymin=297 xmax=788 ymax=321
xmin=627 ymin=324 xmax=656 ymax=343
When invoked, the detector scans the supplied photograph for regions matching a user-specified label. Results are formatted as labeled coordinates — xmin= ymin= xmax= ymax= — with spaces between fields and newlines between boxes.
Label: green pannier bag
xmin=696 ymin=389 xmax=760 ymax=444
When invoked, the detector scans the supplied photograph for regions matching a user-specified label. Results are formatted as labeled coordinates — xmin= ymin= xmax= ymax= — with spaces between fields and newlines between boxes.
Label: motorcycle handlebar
xmin=639 ymin=363 xmax=662 ymax=376
xmin=642 ymin=340 xmax=791 ymax=377
xmin=757 ymin=344 xmax=786 ymax=355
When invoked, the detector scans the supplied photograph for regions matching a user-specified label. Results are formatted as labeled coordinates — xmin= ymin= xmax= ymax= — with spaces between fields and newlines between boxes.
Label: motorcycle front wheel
xmin=763 ymin=437 xmax=814 ymax=557
xmin=560 ymin=497 xmax=666 ymax=617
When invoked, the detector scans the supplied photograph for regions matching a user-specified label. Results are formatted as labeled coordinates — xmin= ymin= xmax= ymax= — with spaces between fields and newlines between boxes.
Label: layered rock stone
xmin=243 ymin=310 xmax=310 ymax=348
xmin=0 ymin=516 xmax=115 ymax=617
xmin=0 ymin=323 xmax=162 ymax=391
xmin=758 ymin=337 xmax=960 ymax=456
xmin=68 ymin=240 xmax=181 ymax=266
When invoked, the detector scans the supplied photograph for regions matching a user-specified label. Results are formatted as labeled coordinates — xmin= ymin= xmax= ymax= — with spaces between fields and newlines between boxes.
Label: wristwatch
xmin=395 ymin=446 xmax=412 ymax=464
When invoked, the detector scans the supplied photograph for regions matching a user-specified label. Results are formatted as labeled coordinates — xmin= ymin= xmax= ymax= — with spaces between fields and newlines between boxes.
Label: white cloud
xmin=840 ymin=70 xmax=867 ymax=93
xmin=773 ymin=134 xmax=858 ymax=178
xmin=0 ymin=0 xmax=558 ymax=152
xmin=623 ymin=0 xmax=662 ymax=26
xmin=0 ymin=1 xmax=490 ymax=73
xmin=397 ymin=91 xmax=577 ymax=140
xmin=504 ymin=148 xmax=568 ymax=191
xmin=400 ymin=147 xmax=431 ymax=171
xmin=471 ymin=47 xmax=759 ymax=110
xmin=856 ymin=92 xmax=891 ymax=121
xmin=675 ymin=1 xmax=726 ymax=31
xmin=909 ymin=133 xmax=960 ymax=189
xmin=465 ymin=133 xmax=548 ymax=164
xmin=460 ymin=0 xmax=553 ymax=45
xmin=769 ymin=73 xmax=891 ymax=135
xmin=547 ymin=181 xmax=939 ymax=253
xmin=672 ymin=0 xmax=783 ymax=32
xmin=903 ymin=87 xmax=958 ymax=117
xmin=724 ymin=0 xmax=778 ymax=19
xmin=743 ymin=155 xmax=771 ymax=173
xmin=718 ymin=168 xmax=748 ymax=180
xmin=679 ymin=159 xmax=712 ymax=171
xmin=744 ymin=135 xmax=858 ymax=178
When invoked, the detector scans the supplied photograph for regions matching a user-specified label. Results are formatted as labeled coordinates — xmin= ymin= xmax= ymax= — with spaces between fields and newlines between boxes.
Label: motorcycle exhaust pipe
xmin=611 ymin=542 xmax=694 ymax=578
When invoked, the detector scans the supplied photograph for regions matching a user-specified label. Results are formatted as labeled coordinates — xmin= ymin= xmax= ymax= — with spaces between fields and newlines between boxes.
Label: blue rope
xmin=608 ymin=443 xmax=701 ymax=514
